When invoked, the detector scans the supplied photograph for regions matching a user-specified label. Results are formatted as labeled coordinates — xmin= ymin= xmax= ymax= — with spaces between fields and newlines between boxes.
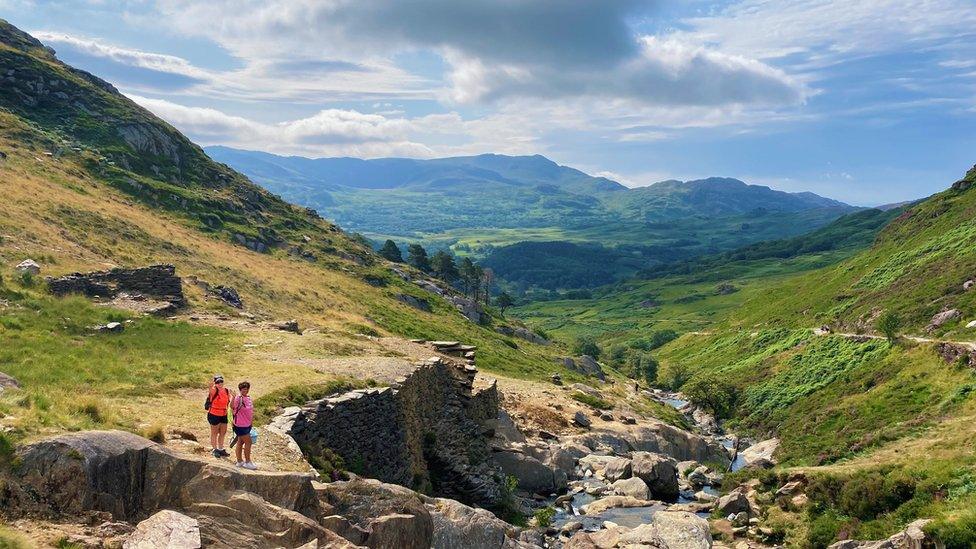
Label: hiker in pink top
xmin=231 ymin=381 xmax=256 ymax=470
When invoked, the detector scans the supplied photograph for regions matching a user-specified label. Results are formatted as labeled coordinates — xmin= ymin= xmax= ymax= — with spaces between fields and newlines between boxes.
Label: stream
xmin=550 ymin=391 xmax=744 ymax=532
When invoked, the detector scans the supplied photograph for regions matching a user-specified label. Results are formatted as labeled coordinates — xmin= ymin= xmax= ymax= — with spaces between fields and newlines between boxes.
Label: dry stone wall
xmin=46 ymin=264 xmax=185 ymax=308
xmin=287 ymin=357 xmax=504 ymax=507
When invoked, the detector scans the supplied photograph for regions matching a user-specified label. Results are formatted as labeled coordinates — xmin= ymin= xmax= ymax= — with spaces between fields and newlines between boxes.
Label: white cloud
xmin=129 ymin=94 xmax=446 ymax=157
xmin=32 ymin=32 xmax=210 ymax=81
xmin=153 ymin=0 xmax=804 ymax=109
xmin=679 ymin=0 xmax=976 ymax=65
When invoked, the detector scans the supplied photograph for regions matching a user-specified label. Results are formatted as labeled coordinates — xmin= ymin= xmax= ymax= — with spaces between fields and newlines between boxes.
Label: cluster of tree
xmin=378 ymin=239 xmax=508 ymax=307
xmin=481 ymin=241 xmax=649 ymax=290
xmin=572 ymin=335 xmax=660 ymax=387
xmin=639 ymin=207 xmax=904 ymax=281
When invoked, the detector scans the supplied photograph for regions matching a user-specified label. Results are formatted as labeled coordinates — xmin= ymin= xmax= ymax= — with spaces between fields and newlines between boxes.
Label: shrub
xmin=876 ymin=311 xmax=902 ymax=343
xmin=571 ymin=392 xmax=612 ymax=410
xmin=572 ymin=335 xmax=601 ymax=358
xmin=927 ymin=509 xmax=976 ymax=549
xmin=534 ymin=506 xmax=556 ymax=527
xmin=142 ymin=424 xmax=166 ymax=443
xmin=629 ymin=330 xmax=678 ymax=351
xmin=494 ymin=475 xmax=527 ymax=526
xmin=659 ymin=361 xmax=694 ymax=391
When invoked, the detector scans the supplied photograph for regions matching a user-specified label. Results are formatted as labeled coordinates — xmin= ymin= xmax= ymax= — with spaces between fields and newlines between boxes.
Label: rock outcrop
xmin=46 ymin=264 xmax=185 ymax=313
xmin=927 ymin=309 xmax=961 ymax=331
xmin=827 ymin=519 xmax=934 ymax=549
xmin=123 ymin=510 xmax=201 ymax=549
xmin=284 ymin=358 xmax=504 ymax=506
xmin=0 ymin=371 xmax=20 ymax=394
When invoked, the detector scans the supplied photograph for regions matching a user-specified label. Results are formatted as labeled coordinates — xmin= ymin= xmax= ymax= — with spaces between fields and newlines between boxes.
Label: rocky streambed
xmin=488 ymin=388 xmax=773 ymax=548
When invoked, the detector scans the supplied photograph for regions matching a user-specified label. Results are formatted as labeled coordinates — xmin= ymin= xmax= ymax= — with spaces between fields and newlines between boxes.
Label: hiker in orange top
xmin=206 ymin=374 xmax=233 ymax=458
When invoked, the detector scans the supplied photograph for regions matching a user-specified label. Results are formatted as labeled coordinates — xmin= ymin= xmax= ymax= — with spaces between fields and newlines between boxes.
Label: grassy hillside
xmin=512 ymin=172 xmax=976 ymax=545
xmin=683 ymin=169 xmax=976 ymax=545
xmin=0 ymin=19 xmax=587 ymax=456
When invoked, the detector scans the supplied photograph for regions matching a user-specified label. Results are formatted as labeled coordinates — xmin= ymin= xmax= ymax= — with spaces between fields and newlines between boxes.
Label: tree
xmin=430 ymin=250 xmax=459 ymax=282
xmin=572 ymin=335 xmax=601 ymax=359
xmin=378 ymin=239 xmax=403 ymax=262
xmin=459 ymin=257 xmax=483 ymax=299
xmin=659 ymin=361 xmax=693 ymax=391
xmin=627 ymin=352 xmax=659 ymax=386
xmin=407 ymin=244 xmax=431 ymax=272
xmin=877 ymin=311 xmax=902 ymax=343
xmin=481 ymin=268 xmax=495 ymax=304
xmin=495 ymin=292 xmax=514 ymax=316
xmin=682 ymin=373 xmax=739 ymax=419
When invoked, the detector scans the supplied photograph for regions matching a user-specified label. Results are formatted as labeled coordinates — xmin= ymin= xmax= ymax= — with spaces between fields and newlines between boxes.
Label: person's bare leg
xmin=217 ymin=423 xmax=227 ymax=451
xmin=210 ymin=423 xmax=218 ymax=450
xmin=243 ymin=436 xmax=252 ymax=464
xmin=235 ymin=435 xmax=244 ymax=463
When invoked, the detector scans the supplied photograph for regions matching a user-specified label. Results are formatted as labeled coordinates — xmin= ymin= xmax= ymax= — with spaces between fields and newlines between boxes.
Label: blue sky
xmin=5 ymin=0 xmax=976 ymax=205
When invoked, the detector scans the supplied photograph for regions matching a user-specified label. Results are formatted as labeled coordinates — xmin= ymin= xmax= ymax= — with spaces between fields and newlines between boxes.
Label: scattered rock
xmin=967 ymin=320 xmax=976 ymax=328
xmin=213 ymin=285 xmax=243 ymax=308
xmin=15 ymin=259 xmax=40 ymax=275
xmin=397 ymin=293 xmax=432 ymax=312
xmin=827 ymin=519 xmax=932 ymax=549
xmin=550 ymin=374 xmax=563 ymax=385
xmin=275 ymin=320 xmax=302 ymax=334
xmin=621 ymin=416 xmax=637 ymax=425
xmin=0 ymin=372 xmax=21 ymax=394
xmin=570 ymin=383 xmax=602 ymax=397
xmin=123 ymin=510 xmax=201 ymax=549
xmin=427 ymin=497 xmax=516 ymax=549
xmin=579 ymin=495 xmax=652 ymax=515
xmin=96 ymin=322 xmax=124 ymax=333
xmin=599 ymin=412 xmax=614 ymax=421
xmin=965 ymin=280 xmax=975 ymax=291
xmin=927 ymin=308 xmax=961 ymax=331
xmin=632 ymin=511 xmax=711 ymax=549
xmin=716 ymin=283 xmax=738 ymax=295
xmin=573 ymin=411 xmax=592 ymax=428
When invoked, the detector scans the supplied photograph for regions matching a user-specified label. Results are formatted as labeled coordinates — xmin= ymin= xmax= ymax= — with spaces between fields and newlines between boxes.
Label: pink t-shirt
xmin=231 ymin=395 xmax=254 ymax=427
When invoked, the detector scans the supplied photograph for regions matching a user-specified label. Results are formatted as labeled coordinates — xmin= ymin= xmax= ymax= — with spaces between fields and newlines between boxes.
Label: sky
xmin=5 ymin=1 xmax=976 ymax=205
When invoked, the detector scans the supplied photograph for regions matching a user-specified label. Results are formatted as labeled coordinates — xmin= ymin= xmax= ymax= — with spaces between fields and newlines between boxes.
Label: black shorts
xmin=207 ymin=413 xmax=228 ymax=425
xmin=233 ymin=425 xmax=252 ymax=437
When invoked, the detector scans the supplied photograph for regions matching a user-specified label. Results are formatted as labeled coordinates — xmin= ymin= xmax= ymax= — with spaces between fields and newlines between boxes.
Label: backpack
xmin=204 ymin=387 xmax=226 ymax=411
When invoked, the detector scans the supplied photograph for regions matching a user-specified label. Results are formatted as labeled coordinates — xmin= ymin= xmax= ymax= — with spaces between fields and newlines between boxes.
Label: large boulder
xmin=625 ymin=422 xmax=729 ymax=465
xmin=123 ymin=510 xmax=201 ymax=549
xmin=602 ymin=457 xmax=632 ymax=482
xmin=637 ymin=511 xmax=711 ymax=549
xmin=739 ymin=438 xmax=779 ymax=468
xmin=570 ymin=432 xmax=632 ymax=455
xmin=573 ymin=411 xmax=592 ymax=428
xmin=494 ymin=409 xmax=527 ymax=445
xmin=548 ymin=442 xmax=589 ymax=479
xmin=610 ymin=477 xmax=650 ymax=500
xmin=715 ymin=490 xmax=751 ymax=515
xmin=577 ymin=356 xmax=606 ymax=380
xmin=492 ymin=450 xmax=559 ymax=494
xmin=631 ymin=452 xmax=679 ymax=501
xmin=426 ymin=497 xmax=515 ymax=549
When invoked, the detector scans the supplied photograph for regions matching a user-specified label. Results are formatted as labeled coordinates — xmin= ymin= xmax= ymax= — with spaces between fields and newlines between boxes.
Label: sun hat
xmin=213 ymin=374 xmax=224 ymax=383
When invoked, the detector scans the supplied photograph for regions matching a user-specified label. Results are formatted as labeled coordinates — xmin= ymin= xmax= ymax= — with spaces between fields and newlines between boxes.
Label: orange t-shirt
xmin=208 ymin=387 xmax=230 ymax=416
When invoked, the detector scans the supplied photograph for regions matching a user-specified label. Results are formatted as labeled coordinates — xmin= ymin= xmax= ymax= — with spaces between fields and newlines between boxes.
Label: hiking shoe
xmin=235 ymin=461 xmax=244 ymax=467
xmin=217 ymin=449 xmax=230 ymax=457
xmin=242 ymin=462 xmax=257 ymax=470
xmin=211 ymin=449 xmax=220 ymax=458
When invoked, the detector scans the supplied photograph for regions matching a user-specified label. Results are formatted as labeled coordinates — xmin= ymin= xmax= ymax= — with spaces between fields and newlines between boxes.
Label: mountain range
xmin=207 ymin=146 xmax=856 ymax=289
